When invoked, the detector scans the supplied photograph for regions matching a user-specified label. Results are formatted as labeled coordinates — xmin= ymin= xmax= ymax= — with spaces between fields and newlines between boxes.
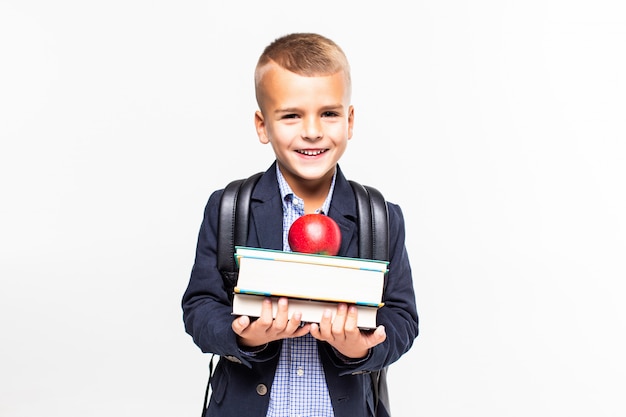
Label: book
xmin=232 ymin=294 xmax=380 ymax=329
xmin=231 ymin=246 xmax=389 ymax=329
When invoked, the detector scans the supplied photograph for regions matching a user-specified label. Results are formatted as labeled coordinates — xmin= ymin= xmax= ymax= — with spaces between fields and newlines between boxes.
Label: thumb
xmin=374 ymin=325 xmax=386 ymax=343
xmin=232 ymin=315 xmax=250 ymax=335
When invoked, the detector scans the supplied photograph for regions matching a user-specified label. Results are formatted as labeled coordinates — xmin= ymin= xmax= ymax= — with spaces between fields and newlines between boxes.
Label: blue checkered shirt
xmin=265 ymin=166 xmax=337 ymax=417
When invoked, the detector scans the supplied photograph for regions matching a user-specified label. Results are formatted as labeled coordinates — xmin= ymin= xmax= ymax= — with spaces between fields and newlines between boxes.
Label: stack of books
xmin=232 ymin=246 xmax=388 ymax=329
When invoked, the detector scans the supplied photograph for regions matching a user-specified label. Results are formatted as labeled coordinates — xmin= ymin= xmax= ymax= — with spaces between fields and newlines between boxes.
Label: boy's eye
xmin=282 ymin=114 xmax=299 ymax=119
xmin=322 ymin=111 xmax=339 ymax=117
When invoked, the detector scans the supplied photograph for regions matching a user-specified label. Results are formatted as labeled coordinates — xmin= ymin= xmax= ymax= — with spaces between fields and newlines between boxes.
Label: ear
xmin=255 ymin=110 xmax=270 ymax=144
xmin=347 ymin=105 xmax=355 ymax=140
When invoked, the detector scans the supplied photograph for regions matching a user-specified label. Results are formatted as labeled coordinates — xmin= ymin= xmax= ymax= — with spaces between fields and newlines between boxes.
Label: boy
xmin=182 ymin=33 xmax=418 ymax=417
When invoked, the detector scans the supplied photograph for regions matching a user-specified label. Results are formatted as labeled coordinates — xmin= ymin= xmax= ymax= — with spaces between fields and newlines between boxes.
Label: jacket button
xmin=224 ymin=355 xmax=242 ymax=364
xmin=256 ymin=384 xmax=268 ymax=396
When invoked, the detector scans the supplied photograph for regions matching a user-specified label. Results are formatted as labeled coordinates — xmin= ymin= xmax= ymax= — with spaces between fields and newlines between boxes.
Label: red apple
xmin=288 ymin=214 xmax=342 ymax=256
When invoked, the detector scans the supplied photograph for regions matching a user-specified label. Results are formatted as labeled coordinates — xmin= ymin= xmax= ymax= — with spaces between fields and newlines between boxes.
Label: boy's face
xmin=255 ymin=63 xmax=354 ymax=188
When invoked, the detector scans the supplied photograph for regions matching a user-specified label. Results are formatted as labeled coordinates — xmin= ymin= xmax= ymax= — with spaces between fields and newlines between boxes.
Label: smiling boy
xmin=182 ymin=33 xmax=418 ymax=417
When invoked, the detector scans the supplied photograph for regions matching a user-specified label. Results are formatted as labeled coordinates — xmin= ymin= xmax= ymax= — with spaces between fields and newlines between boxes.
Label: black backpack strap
xmin=217 ymin=172 xmax=263 ymax=291
xmin=349 ymin=181 xmax=389 ymax=262
xmin=201 ymin=353 xmax=216 ymax=417
xmin=350 ymin=180 xmax=391 ymax=416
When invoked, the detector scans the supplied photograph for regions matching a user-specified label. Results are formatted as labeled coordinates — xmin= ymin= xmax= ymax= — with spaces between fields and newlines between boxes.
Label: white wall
xmin=1 ymin=1 xmax=624 ymax=416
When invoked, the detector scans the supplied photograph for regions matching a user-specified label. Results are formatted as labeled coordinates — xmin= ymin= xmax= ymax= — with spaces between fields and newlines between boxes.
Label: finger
xmin=373 ymin=325 xmax=387 ymax=344
xmin=231 ymin=315 xmax=250 ymax=336
xmin=363 ymin=325 xmax=387 ymax=348
xmin=295 ymin=323 xmax=312 ymax=337
xmin=286 ymin=313 xmax=311 ymax=337
xmin=319 ymin=308 xmax=334 ymax=339
xmin=273 ymin=298 xmax=290 ymax=330
xmin=309 ymin=322 xmax=320 ymax=338
xmin=343 ymin=305 xmax=360 ymax=336
xmin=331 ymin=303 xmax=348 ymax=336
xmin=256 ymin=298 xmax=275 ymax=328
xmin=284 ymin=311 xmax=303 ymax=333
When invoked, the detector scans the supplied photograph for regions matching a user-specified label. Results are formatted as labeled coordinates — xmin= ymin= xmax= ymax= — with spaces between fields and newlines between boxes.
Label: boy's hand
xmin=309 ymin=303 xmax=386 ymax=359
xmin=232 ymin=297 xmax=310 ymax=348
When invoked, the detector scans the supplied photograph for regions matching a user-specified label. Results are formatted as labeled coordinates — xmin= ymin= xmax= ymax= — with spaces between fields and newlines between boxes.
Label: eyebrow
xmin=274 ymin=104 xmax=344 ymax=114
xmin=274 ymin=107 xmax=300 ymax=114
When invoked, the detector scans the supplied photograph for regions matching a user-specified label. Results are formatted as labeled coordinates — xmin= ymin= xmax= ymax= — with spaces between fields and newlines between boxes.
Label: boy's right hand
xmin=232 ymin=297 xmax=310 ymax=348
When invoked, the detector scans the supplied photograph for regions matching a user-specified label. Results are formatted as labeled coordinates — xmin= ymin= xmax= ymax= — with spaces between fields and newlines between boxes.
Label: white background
xmin=1 ymin=1 xmax=625 ymax=416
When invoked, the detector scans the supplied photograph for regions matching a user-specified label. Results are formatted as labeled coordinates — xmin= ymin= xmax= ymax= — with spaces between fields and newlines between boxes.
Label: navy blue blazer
xmin=182 ymin=162 xmax=418 ymax=417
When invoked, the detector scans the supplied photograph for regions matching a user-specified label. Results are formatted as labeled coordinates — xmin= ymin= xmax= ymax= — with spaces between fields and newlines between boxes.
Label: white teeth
xmin=298 ymin=149 xmax=326 ymax=156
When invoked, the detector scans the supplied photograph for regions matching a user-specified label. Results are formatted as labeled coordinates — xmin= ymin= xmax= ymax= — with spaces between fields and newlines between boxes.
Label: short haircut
xmin=255 ymin=33 xmax=351 ymax=105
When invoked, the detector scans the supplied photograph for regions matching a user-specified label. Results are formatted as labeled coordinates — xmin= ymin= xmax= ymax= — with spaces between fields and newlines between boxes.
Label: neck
xmin=279 ymin=166 xmax=334 ymax=213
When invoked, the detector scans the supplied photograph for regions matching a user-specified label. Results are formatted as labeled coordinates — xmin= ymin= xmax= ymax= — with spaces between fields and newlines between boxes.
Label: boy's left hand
xmin=309 ymin=303 xmax=386 ymax=359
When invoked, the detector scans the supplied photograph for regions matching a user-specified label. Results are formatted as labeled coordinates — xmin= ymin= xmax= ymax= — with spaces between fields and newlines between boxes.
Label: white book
xmin=234 ymin=246 xmax=388 ymax=306
xmin=235 ymin=246 xmax=389 ymax=273
xmin=232 ymin=293 xmax=380 ymax=329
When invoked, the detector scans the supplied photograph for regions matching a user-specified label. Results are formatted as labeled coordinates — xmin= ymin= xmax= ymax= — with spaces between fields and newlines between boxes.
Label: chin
xmin=279 ymin=159 xmax=336 ymax=183
xmin=297 ymin=166 xmax=336 ymax=181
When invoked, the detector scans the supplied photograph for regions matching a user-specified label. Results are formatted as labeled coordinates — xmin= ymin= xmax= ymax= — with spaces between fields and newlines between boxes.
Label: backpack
xmin=204 ymin=172 xmax=391 ymax=416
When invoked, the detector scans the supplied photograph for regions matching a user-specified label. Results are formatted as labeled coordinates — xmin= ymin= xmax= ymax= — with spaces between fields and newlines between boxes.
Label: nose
xmin=302 ymin=117 xmax=323 ymax=141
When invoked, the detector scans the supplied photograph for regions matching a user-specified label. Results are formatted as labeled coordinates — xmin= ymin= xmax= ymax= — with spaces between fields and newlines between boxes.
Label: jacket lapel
xmin=248 ymin=163 xmax=284 ymax=251
xmin=328 ymin=166 xmax=359 ymax=258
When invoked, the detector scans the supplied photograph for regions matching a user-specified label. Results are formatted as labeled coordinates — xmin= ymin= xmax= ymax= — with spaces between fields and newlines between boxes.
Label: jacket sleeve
xmin=336 ymin=201 xmax=419 ymax=375
xmin=181 ymin=190 xmax=280 ymax=366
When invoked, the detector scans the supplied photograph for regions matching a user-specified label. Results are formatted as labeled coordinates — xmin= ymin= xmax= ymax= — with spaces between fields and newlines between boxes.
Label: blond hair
xmin=254 ymin=33 xmax=351 ymax=104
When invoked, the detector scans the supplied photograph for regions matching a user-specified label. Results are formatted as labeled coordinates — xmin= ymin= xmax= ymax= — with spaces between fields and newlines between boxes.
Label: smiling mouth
xmin=296 ymin=149 xmax=328 ymax=156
